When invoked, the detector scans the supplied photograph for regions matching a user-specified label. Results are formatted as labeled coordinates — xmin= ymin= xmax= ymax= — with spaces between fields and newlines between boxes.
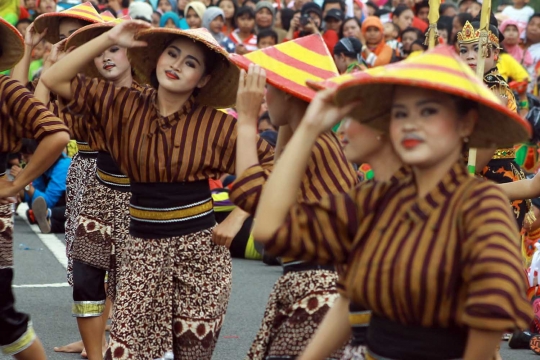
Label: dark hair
xmin=437 ymin=15 xmax=452 ymax=34
xmin=393 ymin=4 xmax=412 ymax=18
xmin=150 ymin=39 xmax=223 ymax=89
xmin=365 ymin=0 xmax=378 ymax=10
xmin=333 ymin=36 xmax=363 ymax=60
xmin=133 ymin=15 xmax=152 ymax=23
xmin=338 ymin=17 xmax=361 ymax=38
xmin=414 ymin=0 xmax=429 ymax=15
xmin=374 ymin=8 xmax=390 ymax=17
xmin=218 ymin=0 xmax=239 ymax=27
xmin=439 ymin=2 xmax=456 ymax=16
xmin=258 ymin=111 xmax=271 ymax=123
xmin=321 ymin=0 xmax=345 ymax=12
xmin=0 ymin=45 xmax=3 ymax=58
xmin=401 ymin=26 xmax=423 ymax=41
xmin=257 ymin=29 xmax=278 ymax=44
xmin=530 ymin=13 xmax=540 ymax=23
xmin=121 ymin=0 xmax=130 ymax=8
xmin=280 ymin=8 xmax=295 ymax=31
xmin=236 ymin=5 xmax=255 ymax=20
xmin=16 ymin=18 xmax=32 ymax=27
xmin=451 ymin=95 xmax=477 ymax=117
xmin=411 ymin=38 xmax=427 ymax=51
xmin=20 ymin=139 xmax=38 ymax=155
xmin=455 ymin=12 xmax=473 ymax=28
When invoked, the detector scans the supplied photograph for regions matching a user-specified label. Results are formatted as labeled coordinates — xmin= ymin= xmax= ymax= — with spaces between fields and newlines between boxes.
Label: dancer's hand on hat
xmin=43 ymin=39 xmax=69 ymax=71
xmin=300 ymin=86 xmax=360 ymax=134
xmin=24 ymin=23 xmax=47 ymax=48
xmin=236 ymin=64 xmax=267 ymax=127
xmin=107 ymin=20 xmax=151 ymax=48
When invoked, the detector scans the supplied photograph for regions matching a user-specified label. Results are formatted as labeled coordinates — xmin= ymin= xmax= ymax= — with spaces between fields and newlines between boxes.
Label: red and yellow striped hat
xmin=311 ymin=45 xmax=531 ymax=148
xmin=230 ymin=34 xmax=338 ymax=102
xmin=0 ymin=17 xmax=24 ymax=71
xmin=99 ymin=10 xmax=117 ymax=22
xmin=34 ymin=1 xmax=103 ymax=44
xmin=66 ymin=15 xmax=132 ymax=79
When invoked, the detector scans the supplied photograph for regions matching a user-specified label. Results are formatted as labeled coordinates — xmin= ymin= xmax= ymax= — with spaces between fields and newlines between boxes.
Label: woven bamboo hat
xmin=129 ymin=27 xmax=240 ymax=108
xmin=34 ymin=2 xmax=103 ymax=44
xmin=230 ymin=34 xmax=338 ymax=102
xmin=66 ymin=16 xmax=131 ymax=79
xmin=0 ymin=17 xmax=24 ymax=71
xmin=310 ymin=46 xmax=531 ymax=148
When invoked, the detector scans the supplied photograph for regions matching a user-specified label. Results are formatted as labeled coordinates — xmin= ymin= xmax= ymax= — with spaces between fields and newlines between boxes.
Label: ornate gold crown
xmin=457 ymin=21 xmax=500 ymax=46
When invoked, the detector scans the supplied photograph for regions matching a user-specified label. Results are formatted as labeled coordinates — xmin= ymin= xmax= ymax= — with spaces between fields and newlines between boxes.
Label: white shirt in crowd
xmin=502 ymin=5 xmax=535 ymax=25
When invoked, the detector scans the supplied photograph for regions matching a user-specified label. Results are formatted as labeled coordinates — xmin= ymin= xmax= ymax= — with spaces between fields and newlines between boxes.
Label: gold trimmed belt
xmin=491 ymin=148 xmax=515 ymax=159
xmin=76 ymin=141 xmax=98 ymax=157
xmin=0 ymin=172 xmax=6 ymax=180
xmin=349 ymin=312 xmax=371 ymax=326
xmin=130 ymin=198 xmax=213 ymax=222
xmin=96 ymin=169 xmax=130 ymax=186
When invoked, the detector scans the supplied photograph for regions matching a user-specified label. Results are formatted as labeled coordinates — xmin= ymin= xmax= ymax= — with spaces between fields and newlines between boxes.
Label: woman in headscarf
xmin=185 ymin=1 xmax=206 ymax=28
xmin=254 ymin=1 xmax=287 ymax=42
xmin=202 ymin=6 xmax=236 ymax=52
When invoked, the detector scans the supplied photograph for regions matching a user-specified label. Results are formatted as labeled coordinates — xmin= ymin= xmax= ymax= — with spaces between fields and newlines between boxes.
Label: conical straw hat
xmin=34 ymin=2 xmax=103 ymax=44
xmin=230 ymin=34 xmax=338 ymax=102
xmin=99 ymin=10 xmax=117 ymax=22
xmin=0 ymin=17 xmax=24 ymax=72
xmin=129 ymin=27 xmax=240 ymax=108
xmin=65 ymin=16 xmax=132 ymax=80
xmin=310 ymin=45 xmax=531 ymax=148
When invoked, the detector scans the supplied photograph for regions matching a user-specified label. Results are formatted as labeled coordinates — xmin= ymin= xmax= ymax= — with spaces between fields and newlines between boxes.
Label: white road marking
xmin=16 ymin=203 xmax=68 ymax=270
xmin=13 ymin=282 xmax=70 ymax=288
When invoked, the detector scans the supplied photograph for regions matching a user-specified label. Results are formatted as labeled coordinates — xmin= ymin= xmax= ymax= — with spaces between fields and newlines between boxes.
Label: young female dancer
xmin=251 ymin=45 xmax=533 ymax=360
xmin=0 ymin=17 xmax=70 ymax=360
xmin=49 ymin=17 xmax=144 ymax=360
xmin=41 ymin=22 xmax=273 ymax=359
xmin=457 ymin=18 xmax=531 ymax=231
xmin=229 ymin=34 xmax=358 ymax=359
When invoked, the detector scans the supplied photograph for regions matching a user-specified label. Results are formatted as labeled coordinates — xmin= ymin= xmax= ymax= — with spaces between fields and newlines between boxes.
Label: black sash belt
xmin=367 ymin=314 xmax=467 ymax=360
xmin=96 ymin=152 xmax=129 ymax=192
xmin=129 ymin=181 xmax=216 ymax=239
xmin=76 ymin=141 xmax=98 ymax=158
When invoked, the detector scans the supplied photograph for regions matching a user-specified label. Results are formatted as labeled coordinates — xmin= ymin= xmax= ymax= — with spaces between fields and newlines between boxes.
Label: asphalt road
xmin=1 ymin=208 xmax=538 ymax=360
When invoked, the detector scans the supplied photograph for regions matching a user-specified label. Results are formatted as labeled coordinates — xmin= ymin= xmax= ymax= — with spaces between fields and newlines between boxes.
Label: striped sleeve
xmin=4 ymin=78 xmax=69 ymax=141
xmin=265 ymin=185 xmax=366 ymax=264
xmin=229 ymin=164 xmax=270 ymax=215
xmin=461 ymin=182 xmax=532 ymax=331
xmin=66 ymin=74 xmax=117 ymax=120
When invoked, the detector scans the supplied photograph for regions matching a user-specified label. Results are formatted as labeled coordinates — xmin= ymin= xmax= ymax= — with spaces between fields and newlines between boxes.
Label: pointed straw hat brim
xmin=0 ymin=18 xmax=24 ymax=72
xmin=311 ymin=46 xmax=531 ymax=149
xmin=34 ymin=2 xmax=103 ymax=44
xmin=128 ymin=27 xmax=240 ymax=109
xmin=230 ymin=34 xmax=338 ymax=103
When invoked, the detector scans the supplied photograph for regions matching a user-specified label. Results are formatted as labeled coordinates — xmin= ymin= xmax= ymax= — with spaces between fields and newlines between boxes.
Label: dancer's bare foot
xmin=81 ymin=347 xmax=87 ymax=359
xmin=53 ymin=340 xmax=84 ymax=353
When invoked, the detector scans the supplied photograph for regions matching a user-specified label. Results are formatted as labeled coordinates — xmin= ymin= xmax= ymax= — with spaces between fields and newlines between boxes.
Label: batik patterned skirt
xmin=0 ymin=205 xmax=36 ymax=356
xmin=65 ymin=153 xmax=97 ymax=285
xmin=105 ymin=227 xmax=232 ymax=360
xmin=246 ymin=269 xmax=343 ymax=360
xmin=72 ymin=175 xmax=113 ymax=271
xmin=105 ymin=189 xmax=131 ymax=301
xmin=342 ymin=345 xmax=366 ymax=360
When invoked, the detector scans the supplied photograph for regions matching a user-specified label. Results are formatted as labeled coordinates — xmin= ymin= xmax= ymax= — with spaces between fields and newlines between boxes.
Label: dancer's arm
xmin=463 ymin=329 xmax=503 ymax=360
xmin=298 ymin=295 xmax=351 ymax=360
xmin=253 ymin=89 xmax=357 ymax=241
xmin=41 ymin=20 xmax=150 ymax=100
xmin=11 ymin=23 xmax=47 ymax=84
xmin=498 ymin=173 xmax=540 ymax=201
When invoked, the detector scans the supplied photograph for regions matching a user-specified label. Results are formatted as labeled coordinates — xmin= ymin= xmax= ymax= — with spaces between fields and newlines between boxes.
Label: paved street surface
xmin=1 ymin=208 xmax=537 ymax=359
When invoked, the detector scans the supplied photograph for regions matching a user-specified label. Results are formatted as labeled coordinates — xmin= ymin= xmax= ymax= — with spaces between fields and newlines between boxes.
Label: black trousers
xmin=0 ymin=268 xmax=31 ymax=348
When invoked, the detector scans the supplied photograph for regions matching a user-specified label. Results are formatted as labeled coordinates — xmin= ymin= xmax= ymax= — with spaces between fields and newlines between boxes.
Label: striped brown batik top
xmin=66 ymin=75 xmax=274 ymax=182
xmin=1 ymin=75 xmax=69 ymax=153
xmin=230 ymin=131 xmax=357 ymax=214
xmin=266 ymin=162 xmax=532 ymax=331
xmin=64 ymin=81 xmax=151 ymax=152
